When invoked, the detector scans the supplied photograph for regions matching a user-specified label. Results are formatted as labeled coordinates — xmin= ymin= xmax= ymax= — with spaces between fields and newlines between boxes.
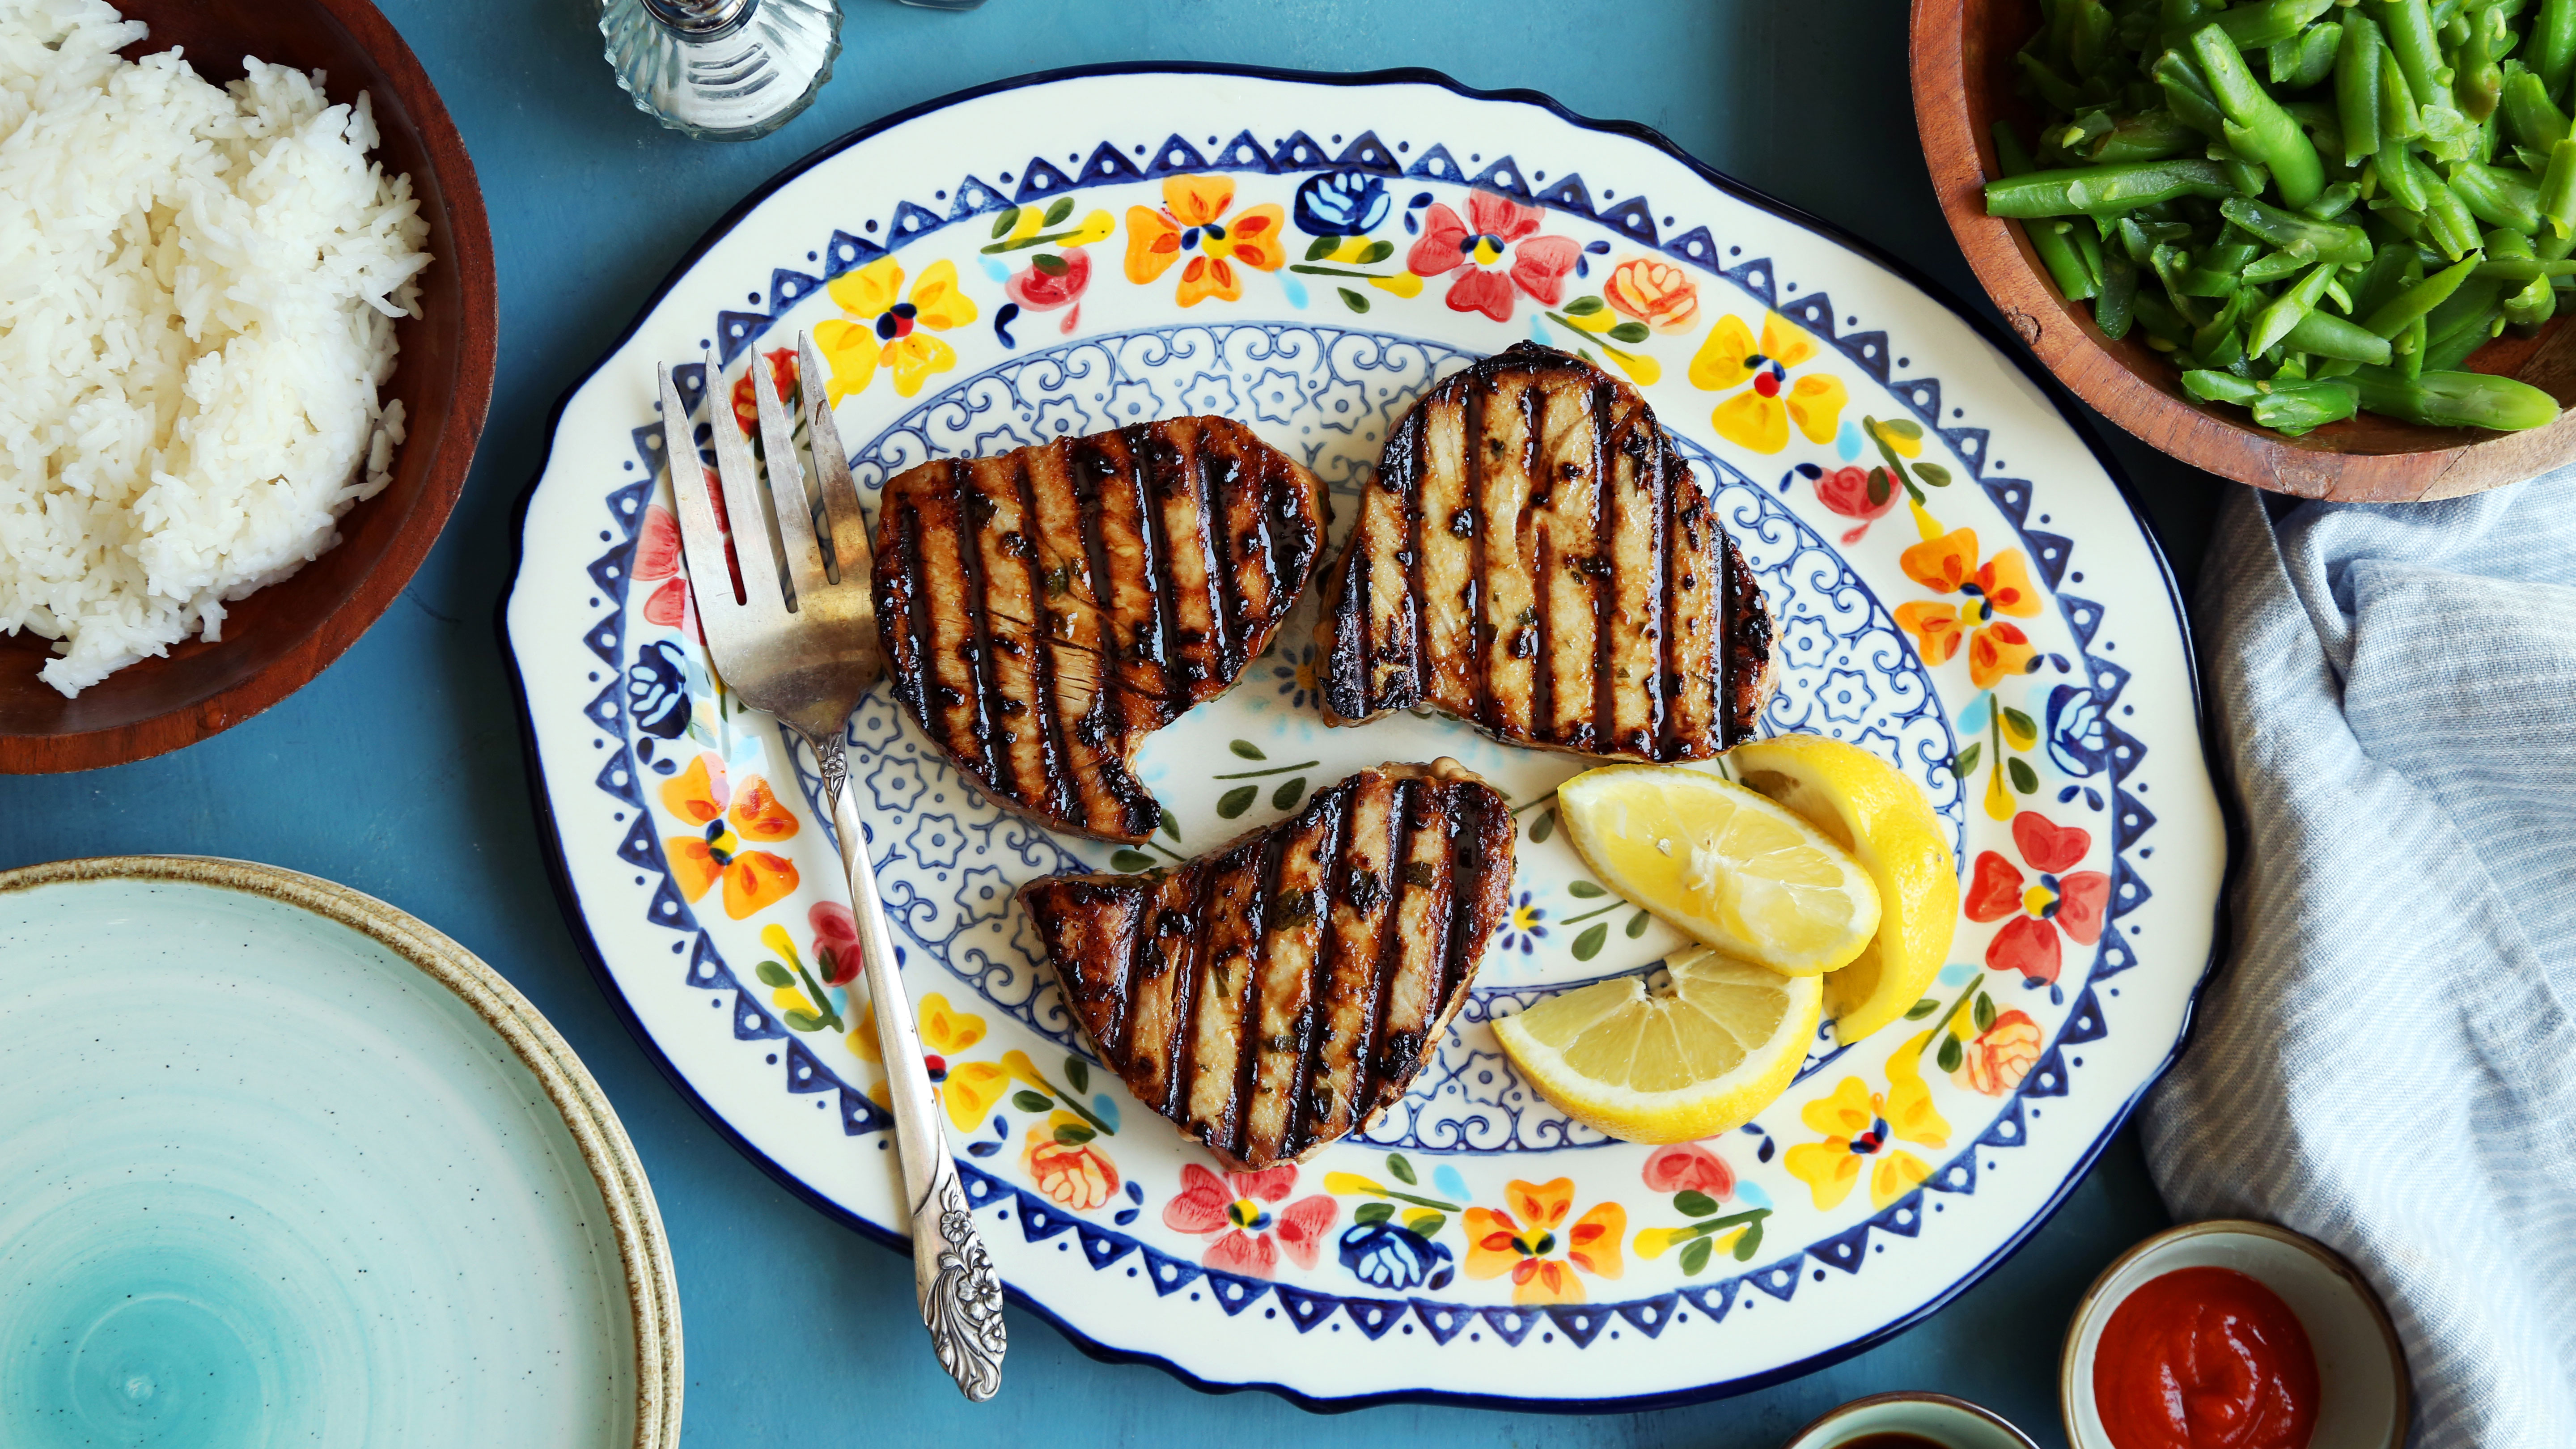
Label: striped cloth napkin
xmin=2144 ymin=477 xmax=2576 ymax=1447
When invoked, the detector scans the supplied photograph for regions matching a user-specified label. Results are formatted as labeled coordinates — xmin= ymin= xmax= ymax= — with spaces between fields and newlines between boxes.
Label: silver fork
xmin=658 ymin=335 xmax=1006 ymax=1401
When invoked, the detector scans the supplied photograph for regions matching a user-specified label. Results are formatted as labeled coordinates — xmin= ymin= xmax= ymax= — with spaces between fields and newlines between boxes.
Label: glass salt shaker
xmin=599 ymin=0 xmax=843 ymax=141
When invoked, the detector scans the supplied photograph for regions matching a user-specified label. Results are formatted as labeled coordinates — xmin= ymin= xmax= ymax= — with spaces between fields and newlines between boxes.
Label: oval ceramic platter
xmin=503 ymin=65 xmax=2223 ymax=1409
xmin=0 ymin=857 xmax=680 ymax=1447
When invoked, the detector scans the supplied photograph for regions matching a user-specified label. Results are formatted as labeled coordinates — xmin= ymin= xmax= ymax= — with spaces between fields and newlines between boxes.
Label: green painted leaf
xmin=1064 ymin=1056 xmax=1090 ymax=1094
xmin=1216 ymin=784 xmax=1259 ymax=818
xmin=1338 ymin=287 xmax=1371 ymax=313
xmin=755 ymin=961 xmax=795 ymax=988
xmin=782 ymin=1010 xmax=826 ymax=1033
xmin=1563 ymin=295 xmax=1608 ymax=316
xmin=1229 ymin=739 xmax=1266 ymax=760
xmin=1110 ymin=849 xmax=1157 ymax=872
xmin=1530 ymin=809 xmax=1556 ymax=843
xmin=990 ymin=207 xmax=1021 ymax=239
xmin=1974 ymin=992 xmax=1998 ymax=1032
xmin=2008 ymin=757 xmax=2040 ymax=794
xmin=1359 ymin=239 xmax=1394 ymax=265
xmin=1043 ymin=196 xmax=1075 ymax=226
xmin=1880 ymin=417 xmax=1924 ymax=440
xmin=1160 ymin=807 xmax=1181 ymax=841
xmin=1272 ymin=776 xmax=1307 ymax=811
xmin=1032 ymin=252 xmax=1069 ymax=276
xmin=1679 ymin=1234 xmax=1715 ymax=1275
xmin=2002 ymin=706 xmax=2038 ymax=739
xmin=1567 ymin=880 xmax=1607 ymax=898
xmin=1937 ymin=1034 xmax=1966 ymax=1073
xmin=1625 ymin=909 xmax=1651 ymax=939
xmin=1386 ymin=1153 xmax=1418 ymax=1185
xmin=1733 ymin=1220 xmax=1765 ymax=1262
xmin=1355 ymin=1201 xmax=1395 ymax=1225
xmin=1305 ymin=235 xmax=1339 ymax=261
xmin=1011 ymin=1090 xmax=1054 ymax=1114
xmin=1674 ymin=1189 xmax=1720 ymax=1217
xmin=1951 ymin=742 xmax=1983 ymax=778
xmin=1607 ymin=321 xmax=1652 ymax=344
xmin=1867 ymin=467 xmax=1892 ymax=506
xmin=1408 ymin=1212 xmax=1447 ymax=1239
xmin=1573 ymin=923 xmax=1609 ymax=961
xmin=1914 ymin=461 xmax=1953 ymax=487
xmin=1904 ymin=996 xmax=1944 ymax=1021
xmin=1053 ymin=1122 xmax=1096 ymax=1145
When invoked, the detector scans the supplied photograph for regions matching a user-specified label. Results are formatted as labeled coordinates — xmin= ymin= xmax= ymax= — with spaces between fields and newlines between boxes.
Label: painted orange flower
xmin=1783 ymin=1034 xmax=1953 ymax=1211
xmin=1603 ymin=256 xmax=1700 ymax=334
xmin=1953 ymin=1008 xmax=2045 ymax=1095
xmin=661 ymin=753 xmax=799 ymax=919
xmin=1892 ymin=500 xmax=2043 ymax=688
xmin=1123 ymin=175 xmax=1289 ymax=306
xmin=1462 ymin=1178 xmax=1626 ymax=1305
xmin=1022 ymin=1113 xmax=1120 ymax=1211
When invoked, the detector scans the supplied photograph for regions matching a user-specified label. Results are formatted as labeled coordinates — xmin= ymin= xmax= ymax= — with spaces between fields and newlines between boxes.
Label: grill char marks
xmin=1314 ymin=343 xmax=1775 ymax=758
xmin=1019 ymin=759 xmax=1513 ymax=1173
xmin=875 ymin=417 xmax=1327 ymax=843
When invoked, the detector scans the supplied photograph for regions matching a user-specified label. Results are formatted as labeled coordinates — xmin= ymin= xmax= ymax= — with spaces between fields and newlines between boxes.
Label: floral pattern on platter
xmin=511 ymin=79 xmax=2212 ymax=1408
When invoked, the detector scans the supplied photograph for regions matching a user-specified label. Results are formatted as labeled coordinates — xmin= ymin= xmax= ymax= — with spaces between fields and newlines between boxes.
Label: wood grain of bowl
xmin=1912 ymin=0 xmax=2576 ymax=501
xmin=0 ymin=0 xmax=495 ymax=773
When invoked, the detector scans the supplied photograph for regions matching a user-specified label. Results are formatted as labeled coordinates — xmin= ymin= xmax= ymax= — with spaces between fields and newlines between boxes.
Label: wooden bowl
xmin=0 ymin=0 xmax=494 ymax=772
xmin=1913 ymin=0 xmax=2576 ymax=500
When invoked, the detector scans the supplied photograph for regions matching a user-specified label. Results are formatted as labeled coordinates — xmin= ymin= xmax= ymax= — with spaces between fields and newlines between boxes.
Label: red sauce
xmin=2093 ymin=1266 xmax=2320 ymax=1449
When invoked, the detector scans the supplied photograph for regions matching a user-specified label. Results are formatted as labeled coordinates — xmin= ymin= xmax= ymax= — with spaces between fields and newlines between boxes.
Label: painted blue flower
xmin=626 ymin=639 xmax=692 ymax=739
xmin=1494 ymin=889 xmax=1548 ymax=955
xmin=1338 ymin=1220 xmax=1455 ymax=1291
xmin=1295 ymin=171 xmax=1392 ymax=237
xmin=1271 ymin=644 xmax=1319 ymax=710
xmin=2045 ymin=683 xmax=2107 ymax=778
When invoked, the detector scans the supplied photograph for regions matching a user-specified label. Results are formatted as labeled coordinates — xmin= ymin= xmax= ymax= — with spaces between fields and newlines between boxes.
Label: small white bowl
xmin=2061 ymin=1220 xmax=2409 ymax=1449
xmin=1781 ymin=1391 xmax=2042 ymax=1449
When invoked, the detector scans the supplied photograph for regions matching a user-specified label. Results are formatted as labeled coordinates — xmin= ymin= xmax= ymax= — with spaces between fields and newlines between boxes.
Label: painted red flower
xmin=1004 ymin=248 xmax=1093 ymax=335
xmin=1965 ymin=810 xmax=2110 ymax=984
xmin=1814 ymin=464 xmax=1901 ymax=545
xmin=1161 ymin=1162 xmax=1338 ymax=1277
xmin=1641 ymin=1142 xmax=1734 ymax=1198
xmin=809 ymin=901 xmax=860 ymax=987
xmin=1406 ymin=190 xmax=1582 ymax=323
xmin=631 ymin=504 xmax=697 ymax=637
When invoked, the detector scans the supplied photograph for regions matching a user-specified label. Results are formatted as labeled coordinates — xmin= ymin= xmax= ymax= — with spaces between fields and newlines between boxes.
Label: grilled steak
xmin=1315 ymin=343 xmax=1774 ymax=758
xmin=875 ymin=418 xmax=1327 ymax=842
xmin=1019 ymin=759 xmax=1512 ymax=1171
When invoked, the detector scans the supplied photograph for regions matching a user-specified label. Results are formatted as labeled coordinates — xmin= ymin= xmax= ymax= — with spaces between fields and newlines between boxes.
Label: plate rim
xmin=495 ymin=58 xmax=2232 ymax=1414
xmin=0 ymin=854 xmax=684 ymax=1447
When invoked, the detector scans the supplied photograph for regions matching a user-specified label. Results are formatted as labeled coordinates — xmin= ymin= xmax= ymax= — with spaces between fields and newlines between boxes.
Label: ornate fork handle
xmin=814 ymin=733 xmax=1007 ymax=1400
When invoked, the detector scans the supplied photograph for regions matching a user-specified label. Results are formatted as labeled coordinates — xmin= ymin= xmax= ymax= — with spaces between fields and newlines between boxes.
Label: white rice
xmin=0 ymin=0 xmax=432 ymax=696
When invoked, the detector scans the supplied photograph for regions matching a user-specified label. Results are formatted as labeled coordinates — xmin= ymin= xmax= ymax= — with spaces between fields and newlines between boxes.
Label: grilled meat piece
xmin=1315 ymin=343 xmax=1775 ymax=758
xmin=875 ymin=418 xmax=1327 ymax=842
xmin=1019 ymin=759 xmax=1512 ymax=1171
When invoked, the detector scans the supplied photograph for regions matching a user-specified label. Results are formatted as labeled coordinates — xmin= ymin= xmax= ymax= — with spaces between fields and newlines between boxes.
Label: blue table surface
xmin=8 ymin=2 xmax=2233 ymax=1442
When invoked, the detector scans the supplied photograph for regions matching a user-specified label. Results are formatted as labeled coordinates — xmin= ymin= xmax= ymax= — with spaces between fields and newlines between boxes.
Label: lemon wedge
xmin=1493 ymin=950 xmax=1822 ymax=1143
xmin=1557 ymin=763 xmax=1881 ymax=976
xmin=1729 ymin=735 xmax=1960 ymax=1046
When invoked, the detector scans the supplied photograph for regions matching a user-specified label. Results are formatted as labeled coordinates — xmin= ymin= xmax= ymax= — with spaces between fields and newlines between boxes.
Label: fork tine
xmin=798 ymin=329 xmax=877 ymax=589
xmin=659 ymin=363 xmax=737 ymax=612
xmin=752 ymin=351 xmax=830 ymax=609
xmin=705 ymin=349 xmax=786 ymax=615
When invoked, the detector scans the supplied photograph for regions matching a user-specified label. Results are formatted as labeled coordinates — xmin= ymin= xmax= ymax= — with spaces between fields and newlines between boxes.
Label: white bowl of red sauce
xmin=1779 ymin=1391 xmax=2042 ymax=1449
xmin=2062 ymin=1220 xmax=2409 ymax=1449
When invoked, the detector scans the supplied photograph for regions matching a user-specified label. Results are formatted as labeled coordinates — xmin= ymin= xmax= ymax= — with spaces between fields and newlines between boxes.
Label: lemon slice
xmin=1730 ymin=735 xmax=1960 ymax=1046
xmin=1557 ymin=764 xmax=1881 ymax=976
xmin=1493 ymin=950 xmax=1822 ymax=1143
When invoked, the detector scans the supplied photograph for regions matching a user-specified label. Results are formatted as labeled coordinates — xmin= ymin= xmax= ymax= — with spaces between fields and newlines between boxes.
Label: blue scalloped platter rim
xmin=497 ymin=61 xmax=2230 ymax=1413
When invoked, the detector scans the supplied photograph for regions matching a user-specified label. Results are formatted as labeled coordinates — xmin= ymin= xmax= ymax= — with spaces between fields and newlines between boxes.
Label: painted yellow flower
xmin=1124 ymin=174 xmax=1289 ymax=307
xmin=1782 ymin=1033 xmax=1953 ymax=1211
xmin=1688 ymin=311 xmax=1850 ymax=454
xmin=813 ymin=257 xmax=979 ymax=403
xmin=1462 ymin=1178 xmax=1627 ymax=1305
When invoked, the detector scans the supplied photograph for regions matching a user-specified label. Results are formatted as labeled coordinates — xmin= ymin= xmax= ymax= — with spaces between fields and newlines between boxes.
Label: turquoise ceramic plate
xmin=0 ymin=858 xmax=681 ymax=1448
xmin=503 ymin=64 xmax=2226 ymax=1409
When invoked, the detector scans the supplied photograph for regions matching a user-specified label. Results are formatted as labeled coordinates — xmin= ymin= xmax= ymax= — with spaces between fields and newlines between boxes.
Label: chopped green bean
xmin=2383 ymin=0 xmax=2451 ymax=105
xmin=2253 ymin=378 xmax=2363 ymax=433
xmin=2362 ymin=254 xmax=2483 ymax=330
xmin=2155 ymin=49 xmax=2234 ymax=140
xmin=1996 ymin=123 xmax=2103 ymax=300
xmin=2284 ymin=310 xmax=2399 ymax=362
xmin=2508 ymin=269 xmax=2559 ymax=326
xmin=2183 ymin=368 xmax=2269 ymax=402
xmin=2457 ymin=0 xmax=2508 ymax=122
xmin=2195 ymin=24 xmax=2328 ymax=208
xmin=2251 ymin=262 xmax=2344 ymax=354
xmin=1985 ymin=159 xmax=2239 ymax=216
xmin=2096 ymin=252 xmax=2141 ymax=338
xmin=2447 ymin=159 xmax=2546 ymax=230
xmin=2220 ymin=196 xmax=2377 ymax=261
xmin=2273 ymin=23 xmax=2345 ymax=90
xmin=2500 ymin=64 xmax=2571 ymax=148
xmin=2216 ymin=0 xmax=2339 ymax=50
xmin=2541 ymin=136 xmax=2576 ymax=234
xmin=2340 ymin=16 xmax=2388 ymax=163
xmin=2538 ymin=0 xmax=2576 ymax=91
xmin=2348 ymin=365 xmax=2563 ymax=425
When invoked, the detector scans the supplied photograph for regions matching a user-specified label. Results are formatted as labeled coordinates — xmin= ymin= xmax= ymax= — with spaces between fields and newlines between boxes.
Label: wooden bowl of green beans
xmin=1915 ymin=0 xmax=2576 ymax=500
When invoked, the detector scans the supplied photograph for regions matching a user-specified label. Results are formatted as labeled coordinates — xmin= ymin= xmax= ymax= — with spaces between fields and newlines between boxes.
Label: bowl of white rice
xmin=0 ymin=0 xmax=493 ymax=771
